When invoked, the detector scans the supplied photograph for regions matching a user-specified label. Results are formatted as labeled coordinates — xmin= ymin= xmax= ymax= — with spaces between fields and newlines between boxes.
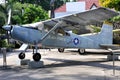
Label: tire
xmin=18 ymin=52 xmax=25 ymax=59
xmin=33 ymin=53 xmax=41 ymax=61
xmin=58 ymin=48 xmax=64 ymax=53
xmin=78 ymin=49 xmax=85 ymax=55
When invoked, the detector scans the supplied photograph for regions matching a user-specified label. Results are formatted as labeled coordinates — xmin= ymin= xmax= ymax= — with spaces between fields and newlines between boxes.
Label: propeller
xmin=1 ymin=8 xmax=13 ymax=44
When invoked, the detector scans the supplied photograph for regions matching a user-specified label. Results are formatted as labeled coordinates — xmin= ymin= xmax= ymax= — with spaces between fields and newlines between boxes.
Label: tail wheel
xmin=33 ymin=53 xmax=41 ymax=62
xmin=78 ymin=49 xmax=85 ymax=55
xmin=19 ymin=52 xmax=25 ymax=59
xmin=58 ymin=48 xmax=64 ymax=53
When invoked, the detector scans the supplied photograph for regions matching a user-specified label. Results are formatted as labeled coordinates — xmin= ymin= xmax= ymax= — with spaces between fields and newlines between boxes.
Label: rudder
xmin=99 ymin=23 xmax=113 ymax=44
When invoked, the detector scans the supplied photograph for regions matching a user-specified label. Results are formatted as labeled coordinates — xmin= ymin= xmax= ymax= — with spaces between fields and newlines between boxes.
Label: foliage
xmin=0 ymin=16 xmax=5 ymax=27
xmin=0 ymin=0 xmax=17 ymax=24
xmin=111 ymin=15 xmax=120 ymax=22
xmin=90 ymin=25 xmax=101 ymax=33
xmin=10 ymin=2 xmax=49 ymax=24
xmin=0 ymin=40 xmax=8 ymax=47
xmin=22 ymin=4 xmax=49 ymax=24
xmin=99 ymin=0 xmax=120 ymax=11
xmin=14 ymin=0 xmax=64 ymax=11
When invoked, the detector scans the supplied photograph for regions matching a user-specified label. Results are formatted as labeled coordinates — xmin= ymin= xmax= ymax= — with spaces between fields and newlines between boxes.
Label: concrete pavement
xmin=0 ymin=49 xmax=120 ymax=80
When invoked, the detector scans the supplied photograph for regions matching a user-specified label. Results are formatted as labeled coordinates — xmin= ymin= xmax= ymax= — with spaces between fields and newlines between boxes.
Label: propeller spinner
xmin=2 ymin=25 xmax=13 ymax=31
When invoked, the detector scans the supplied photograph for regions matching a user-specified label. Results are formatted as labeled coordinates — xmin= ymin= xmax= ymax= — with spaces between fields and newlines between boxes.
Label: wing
xmin=43 ymin=7 xmax=119 ymax=31
xmin=23 ymin=7 xmax=119 ymax=30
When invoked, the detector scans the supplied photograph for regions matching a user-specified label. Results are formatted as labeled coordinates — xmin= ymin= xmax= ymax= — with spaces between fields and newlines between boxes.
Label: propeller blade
xmin=1 ymin=8 xmax=12 ymax=45
xmin=6 ymin=31 xmax=10 ymax=44
xmin=7 ymin=8 xmax=12 ymax=25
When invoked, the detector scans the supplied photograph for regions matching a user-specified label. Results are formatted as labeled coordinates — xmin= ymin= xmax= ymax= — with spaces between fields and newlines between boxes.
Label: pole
xmin=50 ymin=0 xmax=55 ymax=18
xmin=108 ymin=48 xmax=115 ymax=76
xmin=1 ymin=48 xmax=7 ymax=68
xmin=112 ymin=52 xmax=115 ymax=76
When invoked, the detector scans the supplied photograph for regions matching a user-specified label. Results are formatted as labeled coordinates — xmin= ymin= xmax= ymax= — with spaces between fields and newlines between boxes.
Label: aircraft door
xmin=65 ymin=32 xmax=72 ymax=46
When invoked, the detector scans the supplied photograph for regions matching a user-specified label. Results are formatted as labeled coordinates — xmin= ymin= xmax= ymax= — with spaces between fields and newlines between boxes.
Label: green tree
xmin=1 ymin=2 xmax=49 ymax=24
xmin=0 ymin=0 xmax=17 ymax=24
xmin=16 ymin=0 xmax=64 ymax=11
xmin=99 ymin=0 xmax=120 ymax=11
xmin=38 ymin=0 xmax=64 ymax=11
xmin=22 ymin=4 xmax=49 ymax=24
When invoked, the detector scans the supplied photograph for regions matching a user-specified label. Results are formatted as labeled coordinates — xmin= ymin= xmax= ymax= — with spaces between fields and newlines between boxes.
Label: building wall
xmin=66 ymin=2 xmax=85 ymax=12
xmin=55 ymin=0 xmax=100 ymax=18
xmin=0 ymin=0 xmax=5 ymax=4
xmin=55 ymin=1 xmax=86 ymax=18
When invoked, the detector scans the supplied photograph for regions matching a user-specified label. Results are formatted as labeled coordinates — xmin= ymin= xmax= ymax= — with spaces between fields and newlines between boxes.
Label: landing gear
xmin=18 ymin=52 xmax=25 ymax=59
xmin=33 ymin=53 xmax=41 ymax=62
xmin=78 ymin=49 xmax=86 ymax=55
xmin=58 ymin=48 xmax=64 ymax=53
xmin=18 ymin=45 xmax=41 ymax=61
xmin=32 ymin=45 xmax=41 ymax=61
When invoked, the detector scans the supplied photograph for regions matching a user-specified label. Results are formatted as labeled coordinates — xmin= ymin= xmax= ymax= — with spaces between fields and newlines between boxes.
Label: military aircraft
xmin=2 ymin=7 xmax=119 ymax=61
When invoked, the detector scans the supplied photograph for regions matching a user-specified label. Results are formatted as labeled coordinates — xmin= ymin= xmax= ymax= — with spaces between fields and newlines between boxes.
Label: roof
xmin=55 ymin=4 xmax=66 ymax=12
xmin=80 ymin=0 xmax=100 ymax=10
xmin=55 ymin=0 xmax=100 ymax=12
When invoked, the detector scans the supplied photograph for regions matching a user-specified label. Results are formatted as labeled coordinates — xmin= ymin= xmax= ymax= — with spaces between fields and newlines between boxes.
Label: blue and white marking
xmin=73 ymin=38 xmax=79 ymax=45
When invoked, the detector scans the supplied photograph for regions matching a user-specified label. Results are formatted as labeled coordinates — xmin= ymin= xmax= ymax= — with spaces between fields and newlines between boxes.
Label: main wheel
xmin=33 ymin=53 xmax=41 ymax=61
xmin=58 ymin=48 xmax=64 ymax=53
xmin=78 ymin=49 xmax=85 ymax=55
xmin=18 ymin=52 xmax=25 ymax=59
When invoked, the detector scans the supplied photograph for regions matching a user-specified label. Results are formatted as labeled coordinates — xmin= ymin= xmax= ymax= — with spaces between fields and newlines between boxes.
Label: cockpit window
xmin=55 ymin=28 xmax=70 ymax=36
xmin=44 ymin=24 xmax=53 ymax=32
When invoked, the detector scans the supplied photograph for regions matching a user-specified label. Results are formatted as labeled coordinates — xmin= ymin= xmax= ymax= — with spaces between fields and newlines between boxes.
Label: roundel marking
xmin=73 ymin=38 xmax=79 ymax=45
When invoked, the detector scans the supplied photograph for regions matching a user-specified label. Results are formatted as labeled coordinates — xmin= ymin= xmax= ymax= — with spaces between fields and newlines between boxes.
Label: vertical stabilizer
xmin=99 ymin=22 xmax=113 ymax=44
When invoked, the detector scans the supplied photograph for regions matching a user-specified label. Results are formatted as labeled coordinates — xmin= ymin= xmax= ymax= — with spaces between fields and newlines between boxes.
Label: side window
xmin=55 ymin=28 xmax=71 ymax=36
xmin=56 ymin=28 xmax=65 ymax=36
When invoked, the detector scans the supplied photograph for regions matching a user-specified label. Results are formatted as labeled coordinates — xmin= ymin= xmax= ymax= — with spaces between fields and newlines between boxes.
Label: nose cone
xmin=2 ymin=25 xmax=12 ymax=31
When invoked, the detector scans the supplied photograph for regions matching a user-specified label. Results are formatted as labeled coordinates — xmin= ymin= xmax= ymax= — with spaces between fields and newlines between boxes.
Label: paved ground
xmin=0 ymin=49 xmax=120 ymax=80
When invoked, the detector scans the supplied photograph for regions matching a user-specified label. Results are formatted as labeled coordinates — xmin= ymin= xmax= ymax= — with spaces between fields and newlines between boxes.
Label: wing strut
xmin=40 ymin=21 xmax=64 ymax=42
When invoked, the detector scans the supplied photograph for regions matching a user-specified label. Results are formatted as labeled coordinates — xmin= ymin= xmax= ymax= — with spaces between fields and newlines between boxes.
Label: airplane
xmin=2 ymin=7 xmax=119 ymax=61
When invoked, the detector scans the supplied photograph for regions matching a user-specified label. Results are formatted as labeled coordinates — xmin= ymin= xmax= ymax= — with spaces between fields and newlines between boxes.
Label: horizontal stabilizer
xmin=100 ymin=44 xmax=120 ymax=50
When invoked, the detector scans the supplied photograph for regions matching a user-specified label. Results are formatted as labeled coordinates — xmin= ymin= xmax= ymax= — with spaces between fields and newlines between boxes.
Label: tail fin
xmin=99 ymin=23 xmax=113 ymax=44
